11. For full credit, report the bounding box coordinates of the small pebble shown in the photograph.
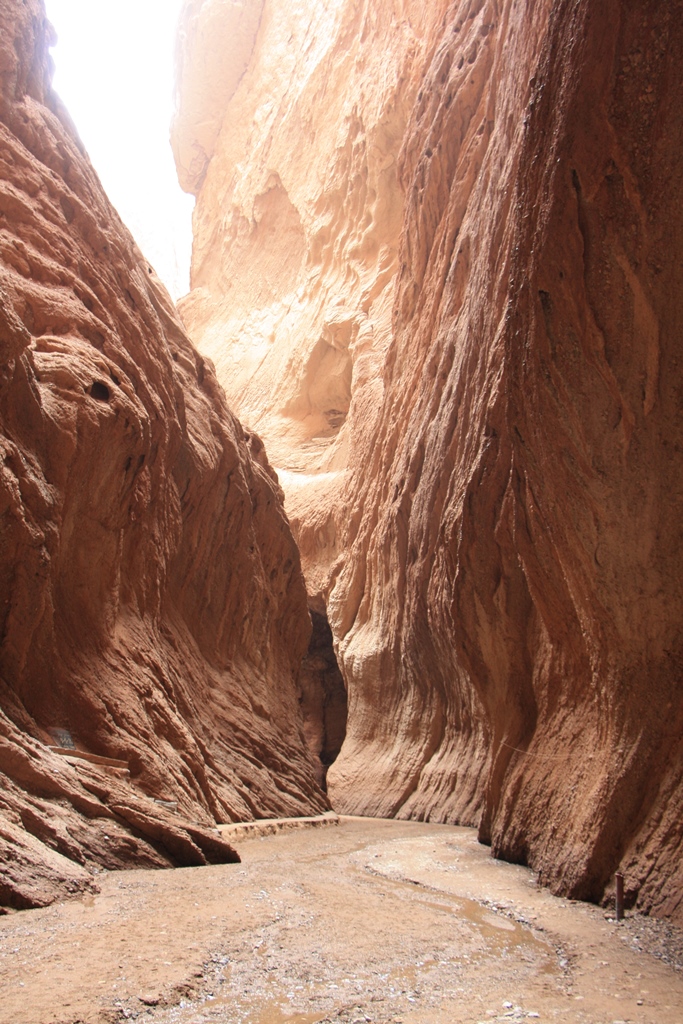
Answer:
[139,993,160,1006]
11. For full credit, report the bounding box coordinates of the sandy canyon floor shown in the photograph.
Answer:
[1,818,682,1024]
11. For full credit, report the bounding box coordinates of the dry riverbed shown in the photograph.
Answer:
[1,817,681,1024]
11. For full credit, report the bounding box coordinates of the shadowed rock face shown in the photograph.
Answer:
[175,0,683,922]
[0,0,326,911]
[298,610,347,789]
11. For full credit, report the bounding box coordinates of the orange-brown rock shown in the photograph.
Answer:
[0,0,326,911]
[175,0,683,922]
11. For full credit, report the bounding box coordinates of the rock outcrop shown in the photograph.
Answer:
[175,0,683,922]
[0,0,326,911]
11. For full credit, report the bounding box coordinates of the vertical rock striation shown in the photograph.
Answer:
[0,0,325,911]
[329,0,683,922]
[173,0,453,607]
[175,0,683,920]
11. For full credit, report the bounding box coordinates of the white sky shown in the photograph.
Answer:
[44,0,193,300]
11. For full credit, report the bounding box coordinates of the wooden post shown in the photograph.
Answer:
[615,872,624,921]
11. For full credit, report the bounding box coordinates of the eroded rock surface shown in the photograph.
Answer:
[0,0,326,911]
[175,0,683,921]
[173,0,453,607]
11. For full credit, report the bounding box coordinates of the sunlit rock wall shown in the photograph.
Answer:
[175,0,683,921]
[173,0,452,607]
[0,0,325,911]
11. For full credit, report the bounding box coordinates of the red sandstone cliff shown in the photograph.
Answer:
[0,0,325,911]
[175,0,683,921]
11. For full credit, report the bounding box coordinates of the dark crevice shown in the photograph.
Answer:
[298,609,347,792]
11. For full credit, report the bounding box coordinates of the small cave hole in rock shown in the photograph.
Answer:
[299,609,348,792]
[90,380,111,402]
[324,408,347,431]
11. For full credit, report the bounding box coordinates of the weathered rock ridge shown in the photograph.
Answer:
[0,0,326,911]
[175,0,683,922]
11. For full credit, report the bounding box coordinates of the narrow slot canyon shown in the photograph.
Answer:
[299,610,348,792]
[1,0,683,1021]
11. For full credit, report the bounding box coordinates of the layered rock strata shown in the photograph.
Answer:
[0,0,325,911]
[175,0,683,921]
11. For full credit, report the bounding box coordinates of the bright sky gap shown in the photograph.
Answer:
[44,0,193,300]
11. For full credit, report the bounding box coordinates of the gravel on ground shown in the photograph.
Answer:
[1,817,681,1024]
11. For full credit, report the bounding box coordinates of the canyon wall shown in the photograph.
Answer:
[0,0,326,911]
[175,0,683,921]
[173,0,454,608]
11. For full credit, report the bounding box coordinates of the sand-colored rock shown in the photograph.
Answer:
[173,0,452,606]
[173,0,265,194]
[0,0,326,911]
[176,0,683,921]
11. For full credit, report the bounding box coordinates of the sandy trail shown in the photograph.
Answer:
[0,817,681,1024]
